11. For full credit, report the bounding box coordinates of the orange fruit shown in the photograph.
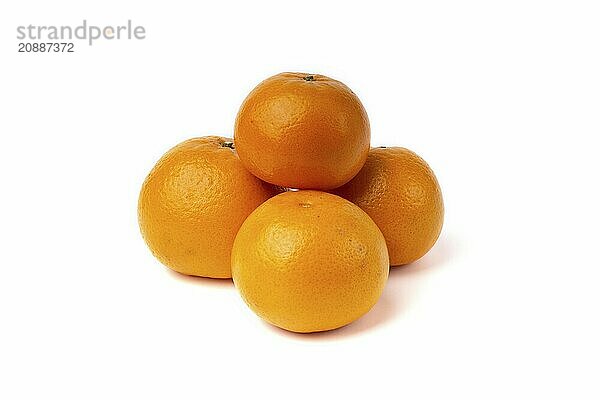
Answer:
[333,147,444,266]
[231,190,389,333]
[234,72,370,190]
[138,136,280,278]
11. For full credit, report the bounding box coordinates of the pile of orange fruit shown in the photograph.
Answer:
[138,72,444,333]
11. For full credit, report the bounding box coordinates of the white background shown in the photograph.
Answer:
[1,1,599,398]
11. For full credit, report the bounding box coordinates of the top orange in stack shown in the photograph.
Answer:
[138,72,444,333]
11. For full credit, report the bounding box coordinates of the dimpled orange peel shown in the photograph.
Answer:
[334,147,444,266]
[138,136,280,278]
[234,72,370,190]
[231,190,389,333]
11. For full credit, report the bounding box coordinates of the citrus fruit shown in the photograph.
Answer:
[138,136,280,278]
[231,190,389,333]
[234,72,370,190]
[333,147,444,266]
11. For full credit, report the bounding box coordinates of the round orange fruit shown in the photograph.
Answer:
[138,136,280,278]
[234,72,370,190]
[231,190,389,333]
[334,147,444,266]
